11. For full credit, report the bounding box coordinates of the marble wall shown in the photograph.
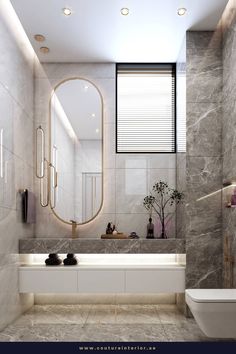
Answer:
[221,0,236,288]
[176,38,187,312]
[176,37,186,240]
[34,64,177,239]
[0,0,34,330]
[185,31,223,289]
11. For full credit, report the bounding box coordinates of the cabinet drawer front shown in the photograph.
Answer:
[19,270,77,293]
[77,270,125,293]
[126,270,185,293]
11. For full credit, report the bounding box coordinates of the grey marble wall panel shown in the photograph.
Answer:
[176,38,186,241]
[222,148,236,181]
[186,31,223,289]
[186,231,222,288]
[222,0,236,288]
[186,31,222,104]
[186,157,222,198]
[187,103,222,157]
[19,238,186,254]
[222,98,236,157]
[139,239,185,254]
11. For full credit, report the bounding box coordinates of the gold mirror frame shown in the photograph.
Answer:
[49,77,104,226]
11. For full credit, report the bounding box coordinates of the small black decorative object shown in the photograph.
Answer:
[129,231,139,239]
[106,222,113,234]
[63,254,78,266]
[146,217,154,239]
[45,253,62,266]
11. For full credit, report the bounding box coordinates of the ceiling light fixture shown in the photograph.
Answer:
[91,113,96,118]
[40,46,50,54]
[96,128,99,133]
[177,8,187,16]
[34,34,45,42]
[62,8,72,16]
[121,8,129,16]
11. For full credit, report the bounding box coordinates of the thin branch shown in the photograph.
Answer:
[150,205,162,218]
[165,214,174,225]
[163,196,172,208]
[153,199,162,211]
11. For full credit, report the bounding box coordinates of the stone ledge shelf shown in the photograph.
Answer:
[19,238,185,254]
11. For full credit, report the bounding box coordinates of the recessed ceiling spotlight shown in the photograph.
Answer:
[177,8,187,16]
[96,128,99,134]
[121,8,129,16]
[40,46,50,54]
[84,85,89,91]
[34,34,45,42]
[62,7,72,16]
[91,113,96,118]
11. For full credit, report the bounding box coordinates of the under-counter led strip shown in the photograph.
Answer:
[31,253,186,266]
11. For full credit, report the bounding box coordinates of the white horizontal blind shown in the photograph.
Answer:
[117,64,175,153]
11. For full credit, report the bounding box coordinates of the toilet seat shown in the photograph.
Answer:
[186,289,236,303]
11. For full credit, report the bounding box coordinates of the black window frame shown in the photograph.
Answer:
[115,63,177,154]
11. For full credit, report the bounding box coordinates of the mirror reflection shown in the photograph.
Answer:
[50,79,103,224]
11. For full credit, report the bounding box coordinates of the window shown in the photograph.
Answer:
[116,64,176,153]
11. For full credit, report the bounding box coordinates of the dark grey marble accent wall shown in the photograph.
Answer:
[221,0,236,288]
[176,37,186,240]
[176,38,187,313]
[186,31,223,289]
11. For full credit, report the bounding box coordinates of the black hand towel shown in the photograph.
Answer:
[21,189,36,224]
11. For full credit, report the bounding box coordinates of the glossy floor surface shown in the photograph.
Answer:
[0,304,222,342]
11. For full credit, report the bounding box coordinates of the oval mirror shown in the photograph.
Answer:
[49,78,103,225]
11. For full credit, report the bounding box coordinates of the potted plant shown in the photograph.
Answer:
[143,181,184,239]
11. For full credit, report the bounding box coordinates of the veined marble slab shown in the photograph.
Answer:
[19,238,185,254]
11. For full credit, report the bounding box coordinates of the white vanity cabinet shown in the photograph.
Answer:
[125,269,185,293]
[77,269,125,293]
[19,268,78,293]
[19,265,185,294]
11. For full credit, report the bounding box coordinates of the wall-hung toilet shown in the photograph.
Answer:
[185,289,236,338]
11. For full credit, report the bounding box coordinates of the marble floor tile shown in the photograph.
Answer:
[86,304,117,324]
[83,324,167,342]
[0,324,86,342]
[0,324,166,342]
[116,305,160,324]
[13,304,91,325]
[157,304,188,325]
[0,304,227,342]
[162,323,214,342]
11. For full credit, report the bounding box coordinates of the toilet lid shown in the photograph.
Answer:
[186,289,236,303]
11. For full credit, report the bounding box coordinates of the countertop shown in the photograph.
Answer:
[19,238,185,254]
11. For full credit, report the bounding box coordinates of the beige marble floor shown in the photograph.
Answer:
[0,304,224,342]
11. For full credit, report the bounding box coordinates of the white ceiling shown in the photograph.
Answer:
[10,0,228,62]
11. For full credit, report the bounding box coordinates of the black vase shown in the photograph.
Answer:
[63,254,78,266]
[45,253,62,266]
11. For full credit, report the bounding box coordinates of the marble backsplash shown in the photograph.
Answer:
[185,31,223,289]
